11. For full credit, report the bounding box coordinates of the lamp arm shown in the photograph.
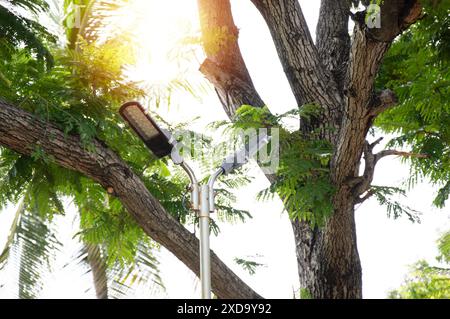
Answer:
[179,160,200,211]
[220,134,271,175]
[207,168,224,212]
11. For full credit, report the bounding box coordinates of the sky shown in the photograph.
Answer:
[0,0,449,299]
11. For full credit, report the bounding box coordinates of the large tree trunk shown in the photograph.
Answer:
[292,189,361,298]
[197,0,423,298]
[0,99,261,299]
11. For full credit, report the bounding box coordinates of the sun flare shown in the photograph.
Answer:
[110,0,200,86]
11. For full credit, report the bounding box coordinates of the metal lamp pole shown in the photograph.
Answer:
[119,101,269,299]
[173,151,223,299]
[173,136,269,299]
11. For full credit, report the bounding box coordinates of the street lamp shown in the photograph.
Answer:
[119,101,269,299]
[119,102,173,158]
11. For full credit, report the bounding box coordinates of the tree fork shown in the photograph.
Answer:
[197,0,424,299]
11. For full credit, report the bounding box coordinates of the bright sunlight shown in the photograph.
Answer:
[110,0,200,86]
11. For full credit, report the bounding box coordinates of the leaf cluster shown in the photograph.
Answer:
[376,1,450,208]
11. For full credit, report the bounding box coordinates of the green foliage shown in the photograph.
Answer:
[234,257,264,276]
[0,152,34,208]
[0,0,249,297]
[110,240,164,293]
[437,231,450,264]
[10,0,50,13]
[75,183,142,266]
[213,173,253,228]
[276,131,334,226]
[228,105,335,227]
[233,105,278,129]
[232,104,323,131]
[75,240,164,299]
[16,208,61,298]
[299,288,313,299]
[369,186,421,223]
[376,1,450,208]
[63,0,132,49]
[389,231,450,299]
[0,0,165,297]
[0,0,55,66]
[0,198,61,299]
[389,261,450,299]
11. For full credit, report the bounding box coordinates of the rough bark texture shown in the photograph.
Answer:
[250,0,343,138]
[0,99,261,299]
[250,0,342,108]
[316,0,351,92]
[198,0,423,298]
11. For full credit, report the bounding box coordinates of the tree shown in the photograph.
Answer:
[389,231,450,299]
[1,0,448,299]
[196,0,449,298]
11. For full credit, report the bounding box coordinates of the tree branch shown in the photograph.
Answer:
[0,99,261,299]
[354,140,378,196]
[316,0,352,91]
[250,0,342,116]
[369,89,398,116]
[365,0,424,43]
[197,0,264,117]
[197,2,334,295]
[376,150,429,161]
[355,189,376,204]
[332,1,423,185]
[347,0,423,107]
[353,138,428,197]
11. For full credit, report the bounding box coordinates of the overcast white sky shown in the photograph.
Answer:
[0,0,449,299]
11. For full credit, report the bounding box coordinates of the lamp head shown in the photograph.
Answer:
[119,101,173,158]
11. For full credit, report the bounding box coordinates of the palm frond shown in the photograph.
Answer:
[0,171,62,299]
[0,198,25,270]
[16,207,61,298]
[108,240,164,299]
[0,203,61,298]
[63,0,129,48]
[75,240,164,299]
[9,0,49,13]
[0,2,55,66]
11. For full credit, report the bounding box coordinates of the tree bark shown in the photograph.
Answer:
[250,0,343,138]
[0,99,261,299]
[197,0,423,298]
[316,0,351,92]
[292,188,362,298]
